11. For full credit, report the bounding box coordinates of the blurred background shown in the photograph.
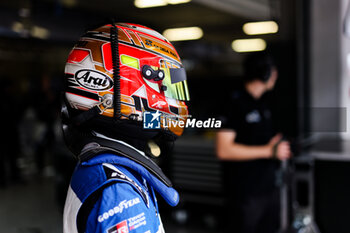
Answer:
[0,0,349,232]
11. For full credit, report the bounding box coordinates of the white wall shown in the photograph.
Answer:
[310,0,349,140]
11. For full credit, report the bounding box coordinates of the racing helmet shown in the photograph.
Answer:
[63,23,190,145]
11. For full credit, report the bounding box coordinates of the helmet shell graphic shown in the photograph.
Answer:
[64,23,189,136]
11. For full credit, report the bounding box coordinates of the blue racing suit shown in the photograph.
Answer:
[63,153,179,233]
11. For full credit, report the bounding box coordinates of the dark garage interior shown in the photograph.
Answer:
[0,0,350,232]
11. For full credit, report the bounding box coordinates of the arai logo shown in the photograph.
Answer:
[75,69,113,91]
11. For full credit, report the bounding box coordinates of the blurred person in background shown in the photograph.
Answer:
[62,23,190,232]
[216,52,292,233]
[0,77,23,187]
[30,73,61,176]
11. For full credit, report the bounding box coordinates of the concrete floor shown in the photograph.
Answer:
[0,179,62,233]
[0,178,215,233]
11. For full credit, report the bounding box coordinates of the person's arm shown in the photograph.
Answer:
[85,182,153,233]
[216,130,291,161]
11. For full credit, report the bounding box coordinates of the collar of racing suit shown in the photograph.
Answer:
[79,134,179,207]
[81,151,179,207]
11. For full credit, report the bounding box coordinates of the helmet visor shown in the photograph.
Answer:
[162,67,190,101]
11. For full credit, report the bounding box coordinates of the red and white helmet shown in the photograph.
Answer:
[64,23,189,139]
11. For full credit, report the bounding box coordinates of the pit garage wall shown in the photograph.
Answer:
[308,3,350,233]
[341,0,350,140]
[310,0,350,139]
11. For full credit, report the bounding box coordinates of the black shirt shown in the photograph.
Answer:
[222,88,279,197]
